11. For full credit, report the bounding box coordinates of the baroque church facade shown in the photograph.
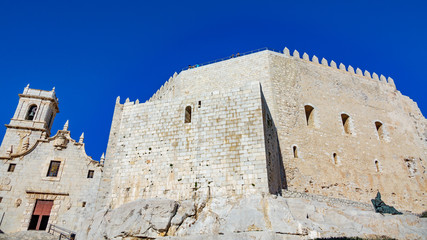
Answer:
[0,48,425,236]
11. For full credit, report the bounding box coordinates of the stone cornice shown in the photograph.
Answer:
[26,190,69,196]
[5,124,47,132]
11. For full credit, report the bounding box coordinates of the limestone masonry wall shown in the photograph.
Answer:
[104,81,272,208]
[0,130,102,233]
[126,49,426,212]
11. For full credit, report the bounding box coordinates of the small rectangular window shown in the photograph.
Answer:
[8,164,16,172]
[0,197,3,203]
[82,201,86,207]
[198,101,201,108]
[87,170,94,178]
[47,161,61,177]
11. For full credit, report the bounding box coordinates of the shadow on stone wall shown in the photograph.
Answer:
[261,90,288,194]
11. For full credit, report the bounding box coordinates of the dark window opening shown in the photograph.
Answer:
[304,105,314,126]
[341,114,352,134]
[82,202,86,207]
[333,153,338,165]
[39,216,50,230]
[47,113,53,128]
[185,106,192,123]
[375,160,380,172]
[293,146,298,158]
[26,105,38,121]
[8,164,16,172]
[28,215,39,230]
[198,101,201,108]
[375,121,384,139]
[0,197,3,203]
[87,170,94,178]
[46,161,61,177]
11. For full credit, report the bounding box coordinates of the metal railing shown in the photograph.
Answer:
[47,224,76,240]
[181,47,282,71]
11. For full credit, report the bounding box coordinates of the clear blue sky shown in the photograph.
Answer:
[0,1,426,160]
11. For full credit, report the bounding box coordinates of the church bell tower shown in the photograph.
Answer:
[0,85,59,157]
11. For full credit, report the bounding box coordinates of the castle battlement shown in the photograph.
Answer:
[103,46,426,213]
[146,47,399,105]
[283,47,396,89]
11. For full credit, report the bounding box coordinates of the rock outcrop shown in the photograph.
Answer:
[81,193,427,240]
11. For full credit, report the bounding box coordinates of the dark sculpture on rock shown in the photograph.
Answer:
[371,192,402,215]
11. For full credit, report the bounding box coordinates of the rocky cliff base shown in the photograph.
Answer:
[82,193,426,240]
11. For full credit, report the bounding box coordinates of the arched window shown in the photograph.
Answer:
[185,106,192,123]
[375,121,384,139]
[304,105,315,126]
[26,105,38,121]
[292,146,298,158]
[341,113,352,134]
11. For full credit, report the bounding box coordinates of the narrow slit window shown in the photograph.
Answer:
[375,160,380,172]
[293,146,298,158]
[341,114,352,134]
[7,164,16,172]
[304,105,314,126]
[198,101,201,108]
[185,106,192,123]
[26,105,38,121]
[47,113,53,128]
[375,121,384,139]
[333,153,338,165]
[87,170,94,178]
[46,161,61,177]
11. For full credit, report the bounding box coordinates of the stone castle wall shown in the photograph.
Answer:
[268,52,426,212]
[122,49,426,212]
[103,82,277,209]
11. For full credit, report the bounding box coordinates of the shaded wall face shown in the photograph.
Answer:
[0,136,102,233]
[268,54,427,212]
[107,82,269,208]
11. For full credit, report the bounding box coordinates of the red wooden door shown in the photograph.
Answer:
[28,200,53,230]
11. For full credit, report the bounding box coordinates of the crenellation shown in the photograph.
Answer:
[302,52,309,60]
[293,49,300,59]
[364,70,371,78]
[321,57,328,66]
[278,47,398,88]
[372,72,379,80]
[312,55,319,64]
[283,47,290,56]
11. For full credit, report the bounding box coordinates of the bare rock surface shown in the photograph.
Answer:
[84,194,427,240]
[86,198,178,239]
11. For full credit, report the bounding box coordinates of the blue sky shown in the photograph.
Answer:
[0,1,426,160]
